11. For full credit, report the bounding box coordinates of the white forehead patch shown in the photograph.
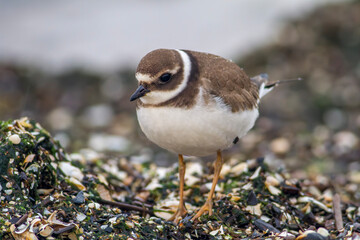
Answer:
[140,49,192,105]
[135,72,152,83]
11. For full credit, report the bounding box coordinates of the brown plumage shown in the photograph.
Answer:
[185,50,259,112]
[136,49,259,112]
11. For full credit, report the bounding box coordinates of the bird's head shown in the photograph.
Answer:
[130,49,191,105]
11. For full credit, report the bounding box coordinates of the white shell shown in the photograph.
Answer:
[9,134,21,144]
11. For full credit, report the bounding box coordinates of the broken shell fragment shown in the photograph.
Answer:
[39,224,54,237]
[250,167,262,180]
[59,162,84,181]
[230,162,248,175]
[267,185,282,196]
[29,218,42,232]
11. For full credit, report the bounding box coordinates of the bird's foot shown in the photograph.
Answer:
[169,204,187,224]
[191,199,213,221]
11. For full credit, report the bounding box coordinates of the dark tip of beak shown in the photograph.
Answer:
[130,85,150,101]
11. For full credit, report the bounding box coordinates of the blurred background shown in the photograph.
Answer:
[0,0,359,175]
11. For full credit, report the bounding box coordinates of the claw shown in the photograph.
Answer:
[191,199,213,221]
[169,203,187,224]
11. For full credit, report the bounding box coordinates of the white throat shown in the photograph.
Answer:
[139,49,192,105]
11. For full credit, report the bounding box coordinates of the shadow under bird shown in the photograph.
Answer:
[130,48,301,223]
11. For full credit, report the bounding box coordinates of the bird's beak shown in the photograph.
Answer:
[130,85,150,101]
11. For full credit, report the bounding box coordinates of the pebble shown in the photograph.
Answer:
[333,131,359,152]
[73,191,85,204]
[316,227,329,237]
[323,108,346,130]
[46,107,73,131]
[254,219,280,233]
[81,104,114,128]
[4,189,12,195]
[247,191,258,206]
[270,137,290,154]
[88,134,130,152]
[265,175,280,187]
[349,171,360,184]
[8,134,21,144]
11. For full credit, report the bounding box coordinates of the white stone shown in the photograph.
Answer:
[9,134,21,144]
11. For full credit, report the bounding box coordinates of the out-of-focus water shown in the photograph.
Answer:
[0,0,342,72]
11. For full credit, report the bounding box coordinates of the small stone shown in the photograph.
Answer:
[247,191,258,206]
[333,131,358,150]
[81,104,114,128]
[317,227,329,237]
[281,183,300,195]
[254,219,280,233]
[9,134,21,144]
[4,189,12,195]
[88,134,130,152]
[265,175,280,187]
[46,107,74,131]
[349,171,360,184]
[73,191,85,204]
[270,137,290,154]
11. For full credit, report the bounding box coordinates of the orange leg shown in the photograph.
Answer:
[169,154,187,224]
[192,150,223,221]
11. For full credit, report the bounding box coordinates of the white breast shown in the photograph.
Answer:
[136,102,259,157]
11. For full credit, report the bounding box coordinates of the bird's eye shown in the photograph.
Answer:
[159,73,172,83]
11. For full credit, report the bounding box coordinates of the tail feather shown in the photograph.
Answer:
[251,73,302,99]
